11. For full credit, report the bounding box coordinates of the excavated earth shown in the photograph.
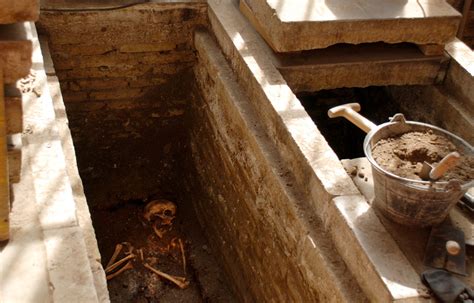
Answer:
[372,130,474,181]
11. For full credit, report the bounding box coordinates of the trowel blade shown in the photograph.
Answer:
[423,221,467,276]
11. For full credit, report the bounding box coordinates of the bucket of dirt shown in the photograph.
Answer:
[329,103,474,227]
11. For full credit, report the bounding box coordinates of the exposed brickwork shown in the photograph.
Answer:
[37,3,207,108]
[190,31,367,302]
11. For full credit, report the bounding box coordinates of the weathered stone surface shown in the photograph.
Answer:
[241,0,461,52]
[0,23,33,83]
[192,30,366,302]
[0,167,51,303]
[41,36,109,302]
[277,42,449,92]
[51,50,195,70]
[43,227,99,303]
[119,42,177,53]
[0,0,39,24]
[327,194,429,302]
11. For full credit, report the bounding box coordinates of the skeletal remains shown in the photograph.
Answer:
[104,200,188,289]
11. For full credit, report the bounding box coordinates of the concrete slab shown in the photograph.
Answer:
[277,42,449,92]
[241,0,461,52]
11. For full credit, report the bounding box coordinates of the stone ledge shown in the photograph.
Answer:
[40,35,109,303]
[0,22,101,303]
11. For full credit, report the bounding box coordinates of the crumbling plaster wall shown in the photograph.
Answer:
[36,3,208,207]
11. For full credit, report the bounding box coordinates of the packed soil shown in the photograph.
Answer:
[371,130,474,182]
[94,197,234,303]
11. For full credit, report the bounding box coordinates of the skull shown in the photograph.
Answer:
[144,199,177,225]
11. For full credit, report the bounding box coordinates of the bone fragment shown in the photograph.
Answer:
[179,238,186,275]
[105,254,135,274]
[144,263,189,289]
[106,243,123,268]
[106,261,133,280]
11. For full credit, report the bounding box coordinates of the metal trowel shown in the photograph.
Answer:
[420,152,461,181]
[424,220,467,276]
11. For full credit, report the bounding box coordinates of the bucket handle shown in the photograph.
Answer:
[327,103,377,133]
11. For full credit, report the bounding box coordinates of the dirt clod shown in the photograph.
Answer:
[372,131,473,182]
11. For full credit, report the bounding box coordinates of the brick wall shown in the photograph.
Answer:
[37,3,207,109]
[36,3,208,208]
[189,31,366,302]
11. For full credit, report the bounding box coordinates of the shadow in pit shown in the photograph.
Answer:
[298,86,401,159]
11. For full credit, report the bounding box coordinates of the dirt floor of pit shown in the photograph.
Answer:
[67,104,236,303]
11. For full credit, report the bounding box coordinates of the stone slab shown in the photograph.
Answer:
[241,0,461,52]
[0,160,51,303]
[43,226,99,303]
[327,195,429,302]
[0,0,39,24]
[22,22,100,302]
[0,23,33,83]
[276,42,449,92]
[40,36,110,302]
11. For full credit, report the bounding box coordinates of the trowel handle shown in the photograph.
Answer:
[430,152,461,180]
[327,103,377,133]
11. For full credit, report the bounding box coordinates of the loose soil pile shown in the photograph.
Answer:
[371,130,474,182]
